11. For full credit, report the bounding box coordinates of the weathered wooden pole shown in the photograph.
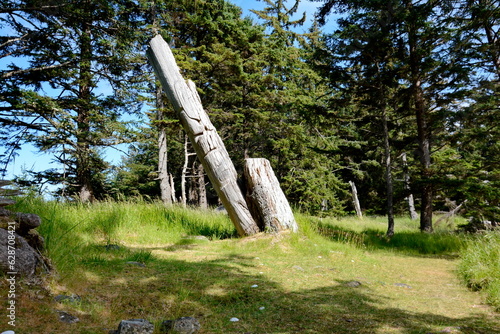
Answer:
[244,158,298,233]
[147,35,259,236]
[349,181,363,219]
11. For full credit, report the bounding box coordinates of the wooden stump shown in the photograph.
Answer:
[244,158,298,233]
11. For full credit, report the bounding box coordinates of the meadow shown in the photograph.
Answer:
[2,197,499,333]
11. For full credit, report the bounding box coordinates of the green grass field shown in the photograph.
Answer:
[2,197,499,333]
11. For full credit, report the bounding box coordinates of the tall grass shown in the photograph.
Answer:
[11,196,235,276]
[458,232,500,311]
[295,214,465,256]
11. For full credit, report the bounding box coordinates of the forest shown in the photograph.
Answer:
[1,0,499,234]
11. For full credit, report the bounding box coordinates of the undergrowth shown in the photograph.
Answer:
[458,232,500,311]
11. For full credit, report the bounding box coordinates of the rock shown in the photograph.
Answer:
[105,244,121,251]
[24,229,45,251]
[161,317,200,334]
[345,280,362,288]
[0,198,15,207]
[116,319,154,334]
[0,208,42,235]
[394,283,412,289]
[0,228,44,277]
[292,265,305,271]
[56,310,79,324]
[15,212,41,234]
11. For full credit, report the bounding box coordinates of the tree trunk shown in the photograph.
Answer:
[401,152,418,220]
[76,22,94,203]
[407,2,433,232]
[181,136,194,207]
[169,173,176,203]
[349,181,363,219]
[197,162,208,209]
[157,84,173,205]
[414,82,433,232]
[147,35,259,236]
[382,109,395,236]
[244,158,297,232]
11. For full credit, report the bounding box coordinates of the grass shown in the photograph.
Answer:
[458,232,500,311]
[1,197,499,333]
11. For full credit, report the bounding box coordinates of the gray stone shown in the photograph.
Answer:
[394,283,412,289]
[0,208,42,236]
[0,198,15,207]
[116,319,154,334]
[0,228,43,277]
[15,212,41,234]
[24,229,45,251]
[345,280,362,287]
[56,311,79,324]
[161,317,201,334]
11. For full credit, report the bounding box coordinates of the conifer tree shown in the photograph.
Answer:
[0,0,144,201]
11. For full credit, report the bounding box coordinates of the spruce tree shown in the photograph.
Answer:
[0,0,144,201]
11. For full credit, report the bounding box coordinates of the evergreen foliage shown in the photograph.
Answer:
[0,0,498,226]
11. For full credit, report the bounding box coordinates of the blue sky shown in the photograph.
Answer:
[2,0,331,190]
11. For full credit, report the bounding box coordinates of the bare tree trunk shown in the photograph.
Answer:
[181,136,194,207]
[382,109,395,236]
[401,152,418,220]
[147,35,259,236]
[349,181,363,219]
[197,162,207,209]
[169,173,176,203]
[157,85,173,205]
[244,158,297,232]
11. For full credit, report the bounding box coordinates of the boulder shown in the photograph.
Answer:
[15,212,41,234]
[0,228,44,277]
[56,310,79,324]
[114,319,154,334]
[161,317,200,334]
[0,208,42,236]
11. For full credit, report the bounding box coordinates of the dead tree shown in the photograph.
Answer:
[349,181,363,219]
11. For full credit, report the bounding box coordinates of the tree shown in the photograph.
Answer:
[445,0,500,226]
[0,0,144,201]
[315,0,471,231]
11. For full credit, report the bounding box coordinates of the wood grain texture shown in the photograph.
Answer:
[147,35,259,236]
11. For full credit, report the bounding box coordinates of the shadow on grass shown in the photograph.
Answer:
[314,221,465,257]
[16,243,500,334]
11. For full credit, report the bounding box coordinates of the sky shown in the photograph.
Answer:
[2,0,331,192]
